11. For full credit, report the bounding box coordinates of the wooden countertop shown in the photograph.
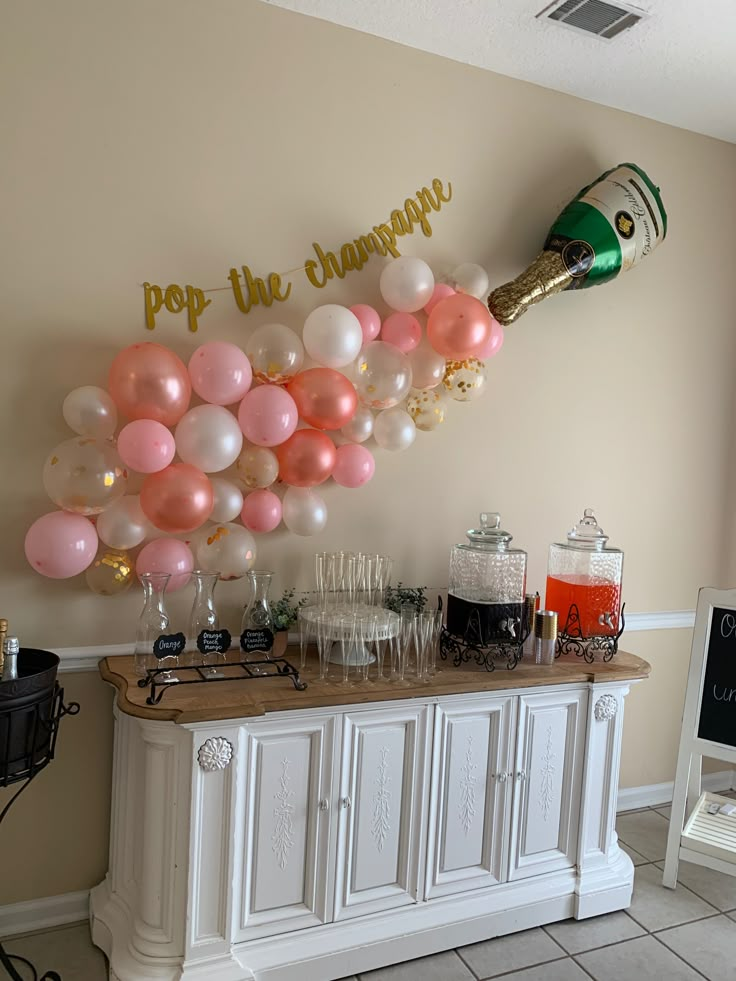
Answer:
[99,649,651,725]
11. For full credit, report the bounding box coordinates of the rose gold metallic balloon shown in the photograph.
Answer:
[108,342,191,427]
[140,463,213,534]
[287,368,358,431]
[426,294,492,360]
[276,430,336,487]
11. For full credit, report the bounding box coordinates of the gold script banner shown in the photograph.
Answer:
[143,178,452,332]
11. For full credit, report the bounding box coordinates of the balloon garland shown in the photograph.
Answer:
[24,160,668,596]
[25,258,499,594]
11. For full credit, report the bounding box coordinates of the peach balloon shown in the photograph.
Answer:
[426,294,492,360]
[287,368,358,431]
[140,463,213,534]
[424,283,455,315]
[276,430,336,487]
[108,342,191,427]
[474,316,504,359]
[332,444,375,489]
[241,489,282,533]
[380,313,422,353]
[136,538,194,592]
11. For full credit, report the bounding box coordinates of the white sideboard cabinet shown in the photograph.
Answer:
[91,652,649,981]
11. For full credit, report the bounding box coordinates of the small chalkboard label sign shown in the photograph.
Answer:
[697,606,736,747]
[153,632,186,660]
[240,628,274,654]
[197,629,232,656]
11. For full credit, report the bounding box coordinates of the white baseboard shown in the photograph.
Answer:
[617,769,736,812]
[0,889,89,939]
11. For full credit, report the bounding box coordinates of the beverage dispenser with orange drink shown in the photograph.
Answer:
[545,509,624,661]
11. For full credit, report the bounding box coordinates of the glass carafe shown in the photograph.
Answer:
[134,572,172,679]
[241,570,275,671]
[447,512,527,645]
[545,508,623,638]
[188,570,221,677]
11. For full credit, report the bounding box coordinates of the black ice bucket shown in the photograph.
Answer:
[0,649,63,787]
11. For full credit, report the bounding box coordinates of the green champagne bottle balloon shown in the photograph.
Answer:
[488,163,668,326]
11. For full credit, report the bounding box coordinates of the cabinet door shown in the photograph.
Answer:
[426,695,516,899]
[334,704,430,920]
[237,714,338,940]
[508,689,587,880]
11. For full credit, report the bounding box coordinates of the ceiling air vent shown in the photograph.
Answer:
[537,0,646,39]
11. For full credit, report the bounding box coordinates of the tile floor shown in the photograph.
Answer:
[4,801,736,980]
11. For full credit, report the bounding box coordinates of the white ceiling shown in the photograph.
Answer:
[263,0,736,143]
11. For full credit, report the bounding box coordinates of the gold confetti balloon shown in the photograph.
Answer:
[85,547,134,596]
[406,388,448,432]
[42,436,128,515]
[442,358,488,402]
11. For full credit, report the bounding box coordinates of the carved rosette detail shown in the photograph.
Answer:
[458,734,478,835]
[197,737,233,772]
[371,746,392,852]
[272,757,296,870]
[539,725,556,821]
[594,694,618,722]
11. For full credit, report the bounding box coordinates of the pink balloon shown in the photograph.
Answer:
[108,343,191,427]
[427,294,492,360]
[25,511,98,579]
[424,283,456,315]
[380,313,422,353]
[136,538,194,592]
[238,385,298,447]
[241,489,282,533]
[117,419,175,473]
[474,316,504,359]
[349,304,381,345]
[188,341,253,405]
[332,444,375,489]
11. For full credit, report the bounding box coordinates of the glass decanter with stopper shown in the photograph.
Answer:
[545,508,623,641]
[134,572,174,680]
[447,512,527,645]
[240,570,275,672]
[188,570,222,677]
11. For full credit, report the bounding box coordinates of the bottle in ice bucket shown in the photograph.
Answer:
[447,512,527,645]
[545,509,623,642]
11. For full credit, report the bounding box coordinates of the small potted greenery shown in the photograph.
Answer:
[383,582,428,614]
[271,588,308,655]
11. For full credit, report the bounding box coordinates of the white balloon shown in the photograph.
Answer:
[97,495,151,550]
[191,522,257,580]
[379,257,435,313]
[303,305,363,368]
[209,477,244,523]
[62,386,117,438]
[373,407,416,452]
[451,262,489,300]
[341,406,374,443]
[175,405,243,473]
[282,487,328,536]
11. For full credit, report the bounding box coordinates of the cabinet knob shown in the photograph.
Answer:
[496,771,508,783]
[516,770,526,781]
[340,796,351,809]
[319,798,329,811]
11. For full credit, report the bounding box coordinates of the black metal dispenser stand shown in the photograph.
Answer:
[0,667,80,981]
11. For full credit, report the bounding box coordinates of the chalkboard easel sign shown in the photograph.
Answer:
[663,587,736,889]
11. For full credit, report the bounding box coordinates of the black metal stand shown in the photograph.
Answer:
[137,654,307,705]
[0,685,80,980]
[556,603,626,663]
[439,603,531,673]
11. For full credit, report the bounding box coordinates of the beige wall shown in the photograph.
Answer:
[2,0,735,903]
